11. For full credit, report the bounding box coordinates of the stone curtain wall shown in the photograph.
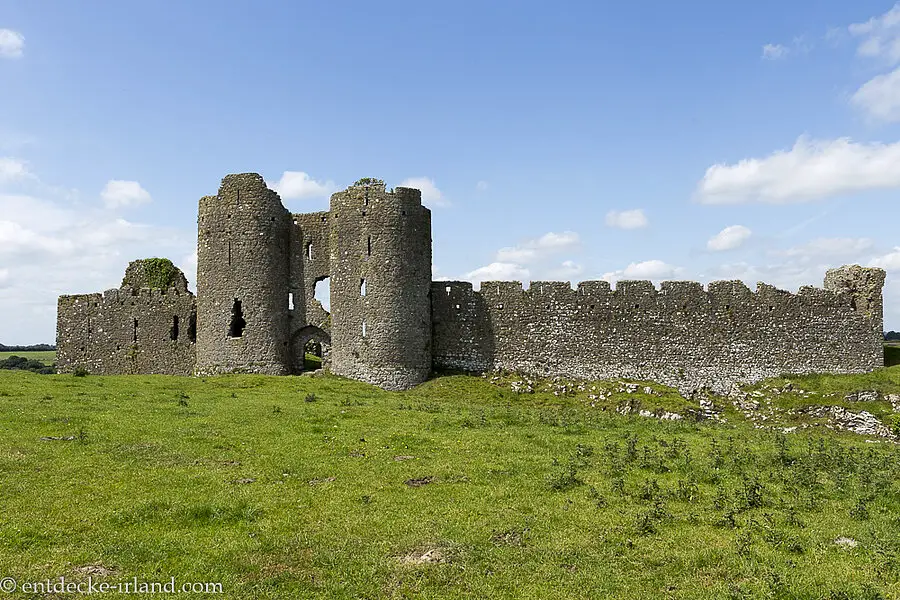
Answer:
[328,181,433,390]
[293,212,331,334]
[432,268,885,394]
[56,287,196,375]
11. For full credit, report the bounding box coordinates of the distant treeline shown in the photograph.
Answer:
[0,343,55,352]
[887,332,900,342]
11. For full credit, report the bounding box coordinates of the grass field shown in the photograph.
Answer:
[1,368,900,599]
[0,350,56,365]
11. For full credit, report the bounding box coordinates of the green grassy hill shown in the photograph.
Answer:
[0,368,899,599]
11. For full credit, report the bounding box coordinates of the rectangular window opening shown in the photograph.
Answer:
[288,292,294,310]
[170,315,179,341]
[227,241,232,266]
[362,321,367,338]
[446,286,451,296]
[306,242,313,260]
[188,312,197,343]
[133,319,138,343]
[367,236,372,256]
[360,278,366,296]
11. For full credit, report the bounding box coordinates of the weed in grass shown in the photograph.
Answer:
[304,393,317,403]
[637,478,662,502]
[546,460,583,492]
[586,485,608,508]
[675,479,700,503]
[734,529,753,557]
[634,500,671,536]
[272,405,282,414]
[73,366,88,377]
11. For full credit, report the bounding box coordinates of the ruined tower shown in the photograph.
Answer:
[327,179,433,390]
[195,173,293,375]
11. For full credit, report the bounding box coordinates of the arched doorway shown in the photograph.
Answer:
[291,325,331,374]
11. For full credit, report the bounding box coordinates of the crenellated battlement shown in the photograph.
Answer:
[431,269,885,394]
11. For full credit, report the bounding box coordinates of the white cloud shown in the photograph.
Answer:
[0,188,193,343]
[269,171,335,200]
[869,246,900,271]
[762,43,788,60]
[774,237,875,262]
[851,66,900,122]
[465,262,530,287]
[0,157,32,182]
[605,209,648,230]
[0,29,24,59]
[695,136,900,204]
[476,180,489,192]
[849,4,900,64]
[707,225,752,252]
[178,249,198,292]
[0,268,9,288]
[496,231,580,264]
[399,177,449,208]
[550,260,584,279]
[101,180,152,209]
[602,260,683,284]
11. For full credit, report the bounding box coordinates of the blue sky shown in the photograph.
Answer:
[1,0,899,344]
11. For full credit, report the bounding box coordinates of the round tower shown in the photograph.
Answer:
[328,179,432,390]
[195,173,292,375]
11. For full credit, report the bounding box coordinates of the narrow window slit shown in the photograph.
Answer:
[288,292,294,310]
[133,319,138,343]
[229,299,246,338]
[362,321,367,338]
[360,278,367,296]
[170,315,179,341]
[188,312,197,342]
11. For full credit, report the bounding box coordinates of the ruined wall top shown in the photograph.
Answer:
[121,258,190,294]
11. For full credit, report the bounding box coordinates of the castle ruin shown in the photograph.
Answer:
[56,173,888,394]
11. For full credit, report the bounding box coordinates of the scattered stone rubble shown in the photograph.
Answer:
[484,368,900,442]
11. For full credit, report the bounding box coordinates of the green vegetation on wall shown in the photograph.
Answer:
[353,177,384,187]
[121,258,182,290]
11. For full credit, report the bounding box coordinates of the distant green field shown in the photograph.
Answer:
[0,367,899,599]
[0,350,55,365]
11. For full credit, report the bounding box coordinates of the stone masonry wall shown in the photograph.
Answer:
[292,212,331,334]
[56,287,196,375]
[328,181,433,390]
[195,174,293,375]
[432,267,886,395]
